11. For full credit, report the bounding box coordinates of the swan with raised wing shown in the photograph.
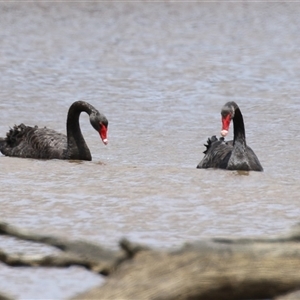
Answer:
[197,101,263,171]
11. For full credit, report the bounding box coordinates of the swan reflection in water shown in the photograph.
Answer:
[0,101,108,161]
[197,101,263,172]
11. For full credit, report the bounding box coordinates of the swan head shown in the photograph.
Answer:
[90,112,108,145]
[220,102,237,137]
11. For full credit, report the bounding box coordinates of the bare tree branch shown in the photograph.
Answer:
[1,220,300,300]
[0,291,14,300]
[0,221,129,275]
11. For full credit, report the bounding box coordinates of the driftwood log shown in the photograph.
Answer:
[1,221,300,300]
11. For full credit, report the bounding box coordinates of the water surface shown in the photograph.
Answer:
[0,2,300,299]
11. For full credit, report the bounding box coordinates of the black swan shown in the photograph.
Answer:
[0,101,108,161]
[197,101,263,171]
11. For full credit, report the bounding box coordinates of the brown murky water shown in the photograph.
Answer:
[1,2,300,299]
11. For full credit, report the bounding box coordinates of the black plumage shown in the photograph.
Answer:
[197,102,263,171]
[0,101,108,161]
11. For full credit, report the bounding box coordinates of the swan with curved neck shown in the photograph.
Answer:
[197,101,263,171]
[0,101,108,161]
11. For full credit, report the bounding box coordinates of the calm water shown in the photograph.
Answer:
[1,2,300,299]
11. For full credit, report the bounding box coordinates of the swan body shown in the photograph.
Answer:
[197,102,263,171]
[0,101,108,161]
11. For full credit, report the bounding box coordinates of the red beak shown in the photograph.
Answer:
[99,123,108,145]
[221,114,231,137]
[222,114,231,132]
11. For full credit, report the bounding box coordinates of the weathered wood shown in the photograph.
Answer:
[73,223,300,299]
[1,221,300,300]
[0,292,14,300]
[0,249,104,272]
[0,221,125,275]
[73,240,300,300]
[276,290,300,300]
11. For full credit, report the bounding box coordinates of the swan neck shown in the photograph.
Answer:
[233,107,246,146]
[66,101,93,160]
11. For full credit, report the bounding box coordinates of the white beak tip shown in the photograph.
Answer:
[220,130,228,137]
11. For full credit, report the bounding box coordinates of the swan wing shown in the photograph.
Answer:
[246,146,264,171]
[197,136,232,169]
[0,124,67,159]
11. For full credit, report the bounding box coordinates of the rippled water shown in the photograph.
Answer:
[1,2,300,299]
